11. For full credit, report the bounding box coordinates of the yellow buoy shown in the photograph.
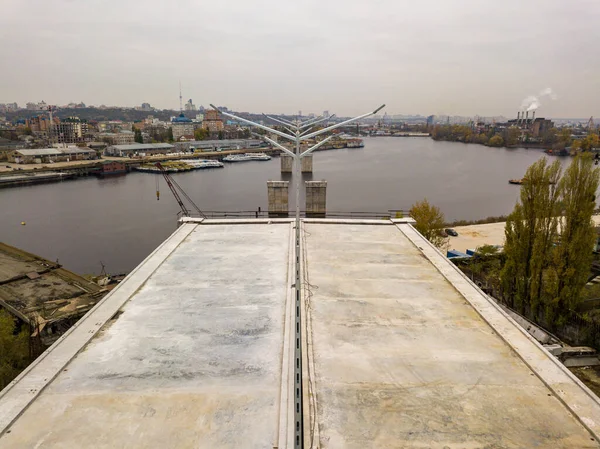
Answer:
[21,221,26,226]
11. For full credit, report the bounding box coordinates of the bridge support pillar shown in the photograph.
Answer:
[267,180,289,217]
[305,180,326,217]
[301,155,313,173]
[280,155,293,173]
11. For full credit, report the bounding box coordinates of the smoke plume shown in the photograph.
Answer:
[520,88,558,112]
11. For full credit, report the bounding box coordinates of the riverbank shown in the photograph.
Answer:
[448,215,600,253]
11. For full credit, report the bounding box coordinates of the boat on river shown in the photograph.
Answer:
[180,159,224,169]
[223,153,271,162]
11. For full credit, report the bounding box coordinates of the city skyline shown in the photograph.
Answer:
[2,0,599,118]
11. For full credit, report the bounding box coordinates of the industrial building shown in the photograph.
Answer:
[104,143,175,157]
[8,147,97,164]
[2,218,600,448]
[174,138,264,152]
[507,111,554,138]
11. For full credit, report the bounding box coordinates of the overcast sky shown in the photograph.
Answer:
[1,0,599,118]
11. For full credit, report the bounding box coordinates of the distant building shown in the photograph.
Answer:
[26,116,56,135]
[184,99,196,111]
[99,160,127,176]
[140,103,153,111]
[171,113,195,140]
[0,103,19,113]
[174,139,263,152]
[202,110,224,133]
[98,121,119,132]
[506,114,554,138]
[97,131,135,146]
[8,148,97,164]
[530,118,554,137]
[105,143,175,157]
[54,117,89,144]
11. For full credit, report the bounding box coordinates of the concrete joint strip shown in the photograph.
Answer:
[276,222,296,448]
[300,221,321,448]
[302,218,392,225]
[0,223,197,437]
[201,218,294,225]
[396,223,600,441]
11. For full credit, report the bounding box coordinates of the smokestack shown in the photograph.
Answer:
[525,111,529,124]
[517,111,520,122]
[532,110,535,122]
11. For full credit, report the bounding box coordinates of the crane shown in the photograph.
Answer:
[155,162,206,218]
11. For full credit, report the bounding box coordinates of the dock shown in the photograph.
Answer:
[0,172,75,188]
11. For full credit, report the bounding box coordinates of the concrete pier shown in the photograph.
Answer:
[301,155,313,173]
[267,180,289,217]
[280,155,293,173]
[305,180,326,217]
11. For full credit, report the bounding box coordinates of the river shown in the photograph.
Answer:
[0,137,572,275]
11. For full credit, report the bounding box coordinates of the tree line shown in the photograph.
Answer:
[502,155,599,327]
[410,153,600,330]
[431,124,598,151]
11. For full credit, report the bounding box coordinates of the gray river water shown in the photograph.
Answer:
[0,137,571,274]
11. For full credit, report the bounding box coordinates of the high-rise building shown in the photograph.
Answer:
[54,117,89,144]
[26,116,57,135]
[184,99,196,111]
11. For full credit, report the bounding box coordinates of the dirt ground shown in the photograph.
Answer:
[448,215,600,254]
[570,366,600,398]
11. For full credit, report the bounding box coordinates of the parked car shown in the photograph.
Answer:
[445,228,458,237]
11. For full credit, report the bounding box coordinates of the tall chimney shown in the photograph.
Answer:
[517,111,520,122]
[525,111,529,124]
[532,110,536,122]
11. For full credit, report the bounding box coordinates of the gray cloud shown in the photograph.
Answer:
[1,0,599,117]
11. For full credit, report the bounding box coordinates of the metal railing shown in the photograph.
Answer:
[177,210,410,220]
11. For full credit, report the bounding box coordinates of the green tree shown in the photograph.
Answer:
[541,128,558,146]
[558,127,572,145]
[167,127,174,142]
[501,158,562,315]
[488,134,504,147]
[409,199,446,248]
[476,244,499,256]
[0,310,30,390]
[218,130,224,140]
[504,127,520,146]
[546,154,600,325]
[194,127,209,141]
[134,128,143,143]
